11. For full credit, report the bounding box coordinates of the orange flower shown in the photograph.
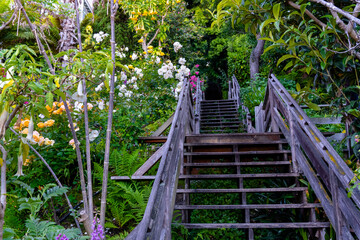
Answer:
[22,128,29,135]
[37,122,45,128]
[44,119,55,127]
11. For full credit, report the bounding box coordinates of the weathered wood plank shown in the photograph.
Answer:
[179,173,299,179]
[174,203,322,210]
[151,114,174,137]
[176,187,308,193]
[184,150,291,156]
[132,144,165,176]
[175,222,330,229]
[311,117,342,125]
[183,161,290,167]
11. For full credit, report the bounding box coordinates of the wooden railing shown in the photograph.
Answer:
[126,78,194,239]
[259,74,360,239]
[228,75,255,133]
[194,77,203,134]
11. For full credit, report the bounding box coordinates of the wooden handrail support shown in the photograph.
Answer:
[126,78,195,239]
[228,75,255,133]
[194,76,203,134]
[260,74,360,239]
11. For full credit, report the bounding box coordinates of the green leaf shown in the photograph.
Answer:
[307,102,321,111]
[263,44,278,54]
[260,19,276,34]
[34,104,50,118]
[273,3,281,20]
[46,92,53,108]
[54,89,66,100]
[348,109,360,118]
[300,4,307,18]
[283,61,293,71]
[320,61,326,70]
[106,62,113,75]
[296,83,301,92]
[28,82,44,94]
[277,54,297,66]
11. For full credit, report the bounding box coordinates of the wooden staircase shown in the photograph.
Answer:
[200,100,243,134]
[121,75,360,240]
[173,104,330,239]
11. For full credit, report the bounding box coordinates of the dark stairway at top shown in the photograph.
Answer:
[200,99,243,134]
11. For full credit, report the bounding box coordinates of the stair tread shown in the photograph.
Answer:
[184,150,291,156]
[201,121,242,125]
[183,161,290,167]
[184,140,288,146]
[173,222,330,229]
[177,187,308,193]
[174,203,322,209]
[179,173,299,179]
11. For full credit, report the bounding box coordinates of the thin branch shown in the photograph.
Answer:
[4,105,21,130]
[287,1,328,29]
[9,128,82,231]
[0,8,18,31]
[0,143,6,240]
[309,0,360,25]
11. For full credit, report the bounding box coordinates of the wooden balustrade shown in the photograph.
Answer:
[258,74,360,239]
[126,78,195,239]
[228,75,255,133]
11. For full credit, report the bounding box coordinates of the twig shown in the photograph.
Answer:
[0,8,18,31]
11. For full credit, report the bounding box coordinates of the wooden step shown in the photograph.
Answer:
[201,105,237,110]
[200,129,243,133]
[201,110,239,115]
[179,173,299,179]
[174,222,330,229]
[201,119,241,123]
[174,203,321,210]
[201,125,241,129]
[201,107,238,112]
[183,161,290,167]
[176,187,307,194]
[201,100,236,104]
[184,150,291,156]
[200,114,239,119]
[186,133,283,143]
[201,121,242,125]
[184,140,288,147]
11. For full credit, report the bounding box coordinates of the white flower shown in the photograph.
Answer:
[134,67,142,75]
[0,80,10,89]
[131,52,138,61]
[173,42,183,52]
[133,84,139,90]
[72,81,86,102]
[93,31,109,43]
[89,130,99,142]
[98,99,105,110]
[95,82,104,92]
[38,114,45,119]
[178,58,186,65]
[74,101,83,112]
[63,55,69,61]
[155,56,161,64]
[124,47,129,51]
[121,71,127,81]
[164,70,173,79]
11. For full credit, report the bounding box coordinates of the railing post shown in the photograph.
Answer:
[228,80,231,100]
[268,81,279,132]
[194,78,201,134]
[288,105,299,173]
[329,169,344,239]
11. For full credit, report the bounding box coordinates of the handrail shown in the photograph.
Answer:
[228,75,255,133]
[126,78,194,239]
[260,74,360,239]
[194,77,203,134]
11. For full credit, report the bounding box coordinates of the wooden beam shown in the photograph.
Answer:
[151,113,174,137]
[132,145,165,176]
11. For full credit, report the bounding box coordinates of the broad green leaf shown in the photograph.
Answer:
[273,3,281,20]
[300,4,307,18]
[348,109,360,118]
[283,61,293,71]
[296,83,301,92]
[320,61,326,70]
[263,44,278,54]
[54,89,66,100]
[1,80,14,94]
[260,19,276,34]
[46,92,54,108]
[28,82,44,94]
[307,102,321,111]
[277,54,297,66]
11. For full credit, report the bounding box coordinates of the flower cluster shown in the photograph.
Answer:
[15,118,55,147]
[355,135,359,143]
[158,62,175,79]
[173,42,182,52]
[91,218,105,240]
[175,65,190,81]
[56,234,69,240]
[93,31,109,43]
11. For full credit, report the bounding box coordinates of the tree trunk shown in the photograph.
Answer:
[0,144,7,240]
[100,1,118,227]
[249,35,265,80]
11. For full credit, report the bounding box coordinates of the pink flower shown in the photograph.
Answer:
[195,64,199,68]
[24,101,29,104]
[195,72,199,75]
